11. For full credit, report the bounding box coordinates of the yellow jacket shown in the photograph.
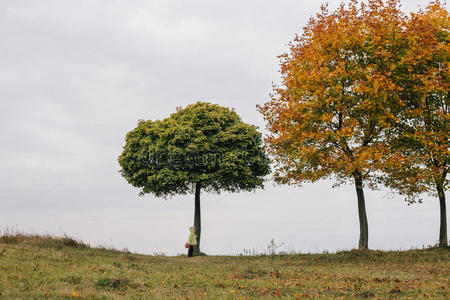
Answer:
[187,226,197,245]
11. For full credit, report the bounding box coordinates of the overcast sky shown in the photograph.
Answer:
[1,0,447,255]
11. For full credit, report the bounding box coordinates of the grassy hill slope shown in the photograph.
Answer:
[0,234,448,299]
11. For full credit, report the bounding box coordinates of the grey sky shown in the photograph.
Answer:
[0,0,447,255]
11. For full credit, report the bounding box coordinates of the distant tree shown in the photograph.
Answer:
[382,1,448,247]
[119,102,270,254]
[258,0,409,249]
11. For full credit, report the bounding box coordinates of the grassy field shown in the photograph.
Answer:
[0,234,448,299]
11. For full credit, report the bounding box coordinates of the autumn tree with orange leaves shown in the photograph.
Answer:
[382,1,448,248]
[259,0,412,249]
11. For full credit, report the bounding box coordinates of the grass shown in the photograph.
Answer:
[0,233,448,299]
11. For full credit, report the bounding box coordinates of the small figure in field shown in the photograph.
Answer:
[185,226,197,257]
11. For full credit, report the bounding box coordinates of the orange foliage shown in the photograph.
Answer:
[259,0,409,187]
[382,0,449,201]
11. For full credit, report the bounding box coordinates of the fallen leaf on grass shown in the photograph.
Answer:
[389,288,402,294]
[355,291,375,298]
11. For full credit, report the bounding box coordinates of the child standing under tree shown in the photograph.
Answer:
[185,226,197,257]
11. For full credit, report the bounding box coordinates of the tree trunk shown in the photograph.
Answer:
[354,172,369,249]
[193,182,201,254]
[436,183,447,248]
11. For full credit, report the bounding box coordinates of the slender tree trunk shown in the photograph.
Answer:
[436,183,447,248]
[193,182,201,254]
[354,172,369,249]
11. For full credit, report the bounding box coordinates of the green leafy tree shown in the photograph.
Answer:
[118,102,270,254]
